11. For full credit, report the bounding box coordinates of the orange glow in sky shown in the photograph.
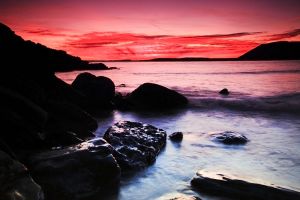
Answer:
[1,0,300,60]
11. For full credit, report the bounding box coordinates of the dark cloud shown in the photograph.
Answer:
[265,28,300,40]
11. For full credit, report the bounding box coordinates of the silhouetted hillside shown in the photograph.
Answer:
[239,41,300,60]
[0,22,108,74]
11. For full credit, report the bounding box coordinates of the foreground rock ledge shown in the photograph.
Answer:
[28,138,120,200]
[0,151,44,200]
[104,121,167,170]
[191,172,300,200]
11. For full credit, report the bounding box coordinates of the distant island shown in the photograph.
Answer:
[238,41,300,60]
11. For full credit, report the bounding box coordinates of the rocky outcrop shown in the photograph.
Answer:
[0,86,48,151]
[127,83,188,109]
[28,138,120,200]
[169,132,183,142]
[72,72,115,109]
[44,101,97,139]
[219,88,229,95]
[210,131,248,144]
[191,172,300,200]
[104,121,167,170]
[0,22,110,73]
[0,151,44,200]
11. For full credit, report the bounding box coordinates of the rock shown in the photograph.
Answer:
[113,92,133,110]
[127,83,188,109]
[45,101,97,140]
[191,172,300,200]
[86,63,109,70]
[117,83,126,87]
[210,131,248,144]
[0,151,44,200]
[169,132,183,142]
[28,138,120,200]
[43,131,84,147]
[0,86,48,151]
[219,88,229,95]
[71,72,115,109]
[103,121,167,170]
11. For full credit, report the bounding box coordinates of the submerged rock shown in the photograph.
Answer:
[219,88,229,95]
[104,121,167,170]
[169,132,183,142]
[210,131,248,144]
[0,151,44,200]
[127,83,188,109]
[71,72,115,109]
[28,138,120,200]
[191,172,300,200]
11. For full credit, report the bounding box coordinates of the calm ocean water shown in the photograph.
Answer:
[57,61,300,200]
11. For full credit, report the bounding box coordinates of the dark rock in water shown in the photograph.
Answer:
[117,83,126,87]
[219,88,229,95]
[28,138,120,200]
[108,67,119,70]
[169,132,183,142]
[128,83,188,109]
[45,101,97,140]
[0,151,44,200]
[191,172,300,200]
[72,72,115,109]
[103,121,167,170]
[86,63,109,70]
[210,131,248,144]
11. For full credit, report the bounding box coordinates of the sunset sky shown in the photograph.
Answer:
[1,0,300,60]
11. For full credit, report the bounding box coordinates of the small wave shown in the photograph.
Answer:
[207,69,300,75]
[133,69,300,76]
[188,93,300,114]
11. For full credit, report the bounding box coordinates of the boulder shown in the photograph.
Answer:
[169,132,183,142]
[127,83,188,109]
[157,194,201,200]
[191,172,300,200]
[219,88,229,95]
[210,131,248,144]
[0,151,44,200]
[28,138,120,200]
[113,92,133,110]
[71,72,115,109]
[103,121,167,170]
[0,86,48,151]
[44,101,97,140]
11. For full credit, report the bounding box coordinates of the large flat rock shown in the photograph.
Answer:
[0,151,44,200]
[191,171,300,200]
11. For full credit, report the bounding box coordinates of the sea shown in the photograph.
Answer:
[56,61,300,200]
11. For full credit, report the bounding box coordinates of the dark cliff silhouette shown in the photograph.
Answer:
[0,22,108,74]
[239,41,300,60]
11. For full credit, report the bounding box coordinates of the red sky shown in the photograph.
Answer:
[1,0,300,60]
